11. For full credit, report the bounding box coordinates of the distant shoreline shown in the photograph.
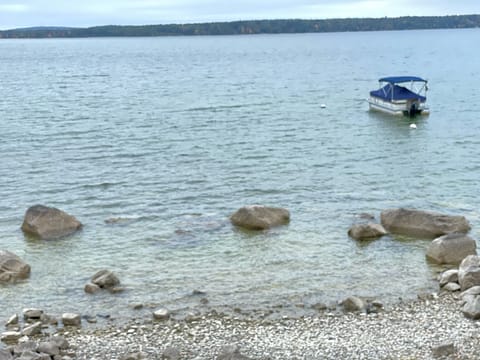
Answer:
[1,14,479,39]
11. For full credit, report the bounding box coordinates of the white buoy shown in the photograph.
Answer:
[409,123,417,129]
[320,104,326,108]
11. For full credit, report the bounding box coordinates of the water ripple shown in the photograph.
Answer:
[1,31,479,320]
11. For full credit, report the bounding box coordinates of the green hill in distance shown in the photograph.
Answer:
[1,15,479,38]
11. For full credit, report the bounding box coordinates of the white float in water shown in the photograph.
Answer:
[409,123,417,129]
[320,104,326,108]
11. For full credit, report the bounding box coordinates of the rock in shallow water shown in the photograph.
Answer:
[62,313,81,327]
[84,283,101,294]
[348,223,387,240]
[0,250,31,282]
[230,205,290,230]
[380,208,471,238]
[426,233,477,265]
[341,296,365,312]
[21,205,82,240]
[23,308,43,321]
[91,269,120,289]
[153,308,170,321]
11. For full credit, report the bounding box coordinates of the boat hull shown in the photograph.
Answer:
[368,96,429,116]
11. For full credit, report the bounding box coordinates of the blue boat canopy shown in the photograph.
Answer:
[370,84,426,102]
[378,76,427,84]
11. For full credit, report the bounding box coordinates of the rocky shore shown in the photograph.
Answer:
[1,293,479,359]
[3,205,480,358]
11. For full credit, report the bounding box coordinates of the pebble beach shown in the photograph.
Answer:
[56,293,479,360]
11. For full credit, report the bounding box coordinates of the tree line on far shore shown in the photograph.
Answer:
[1,15,479,39]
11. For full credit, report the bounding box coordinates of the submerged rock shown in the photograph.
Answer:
[21,205,82,240]
[356,213,375,220]
[380,208,470,239]
[426,233,477,265]
[0,250,31,282]
[230,205,290,230]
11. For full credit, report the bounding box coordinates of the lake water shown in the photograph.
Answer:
[1,28,480,322]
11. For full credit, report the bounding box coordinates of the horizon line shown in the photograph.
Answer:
[2,13,479,32]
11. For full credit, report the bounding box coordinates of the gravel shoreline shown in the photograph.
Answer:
[57,293,480,360]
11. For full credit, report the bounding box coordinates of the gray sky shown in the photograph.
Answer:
[1,0,479,30]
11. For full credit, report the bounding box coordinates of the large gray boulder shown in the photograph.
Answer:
[21,205,82,239]
[380,208,470,239]
[0,250,31,282]
[426,233,477,265]
[230,205,290,230]
[458,255,480,291]
[348,223,387,240]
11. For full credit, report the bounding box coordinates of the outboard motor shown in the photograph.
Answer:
[409,102,417,117]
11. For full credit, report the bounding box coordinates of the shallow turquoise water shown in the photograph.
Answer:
[1,29,480,320]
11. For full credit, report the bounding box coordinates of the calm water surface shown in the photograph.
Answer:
[1,29,480,321]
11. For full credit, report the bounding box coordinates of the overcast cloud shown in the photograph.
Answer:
[1,0,479,30]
